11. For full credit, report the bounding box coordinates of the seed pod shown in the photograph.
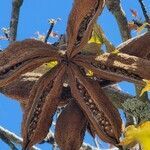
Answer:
[67,64,122,145]
[22,65,65,149]
[66,0,105,57]
[55,100,87,150]
[0,39,60,87]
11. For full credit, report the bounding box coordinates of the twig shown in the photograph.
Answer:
[138,0,150,23]
[138,0,150,31]
[9,0,24,43]
[44,21,55,43]
[106,0,131,41]
[0,131,18,150]
[0,126,40,150]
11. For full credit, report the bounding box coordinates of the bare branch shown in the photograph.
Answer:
[138,0,150,24]
[106,0,131,41]
[104,85,134,109]
[0,126,40,150]
[0,130,18,150]
[9,0,24,43]
[44,21,55,43]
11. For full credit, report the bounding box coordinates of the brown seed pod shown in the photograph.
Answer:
[0,39,60,87]
[66,0,105,57]
[74,53,150,85]
[55,100,87,150]
[22,65,65,149]
[67,64,122,145]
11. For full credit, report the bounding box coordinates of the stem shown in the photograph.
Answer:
[9,0,24,43]
[44,23,55,43]
[138,0,150,32]
[138,0,150,23]
[0,126,40,150]
[0,131,18,150]
[106,0,131,41]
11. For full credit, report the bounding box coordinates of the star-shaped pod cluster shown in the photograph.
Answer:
[0,0,150,150]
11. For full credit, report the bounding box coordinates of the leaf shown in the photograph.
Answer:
[83,24,115,54]
[130,9,138,17]
[88,32,102,44]
[140,79,150,96]
[82,24,103,55]
[44,61,58,69]
[92,24,115,53]
[120,121,150,150]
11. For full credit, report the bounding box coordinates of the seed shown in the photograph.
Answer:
[89,99,92,103]
[101,120,105,125]
[86,102,90,105]
[93,110,98,115]
[90,104,94,109]
[105,121,109,125]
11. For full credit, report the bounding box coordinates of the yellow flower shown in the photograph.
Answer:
[140,79,150,96]
[120,121,150,150]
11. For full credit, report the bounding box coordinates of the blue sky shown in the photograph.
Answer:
[0,0,150,149]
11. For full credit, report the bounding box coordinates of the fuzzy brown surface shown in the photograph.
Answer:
[55,101,87,150]
[0,0,150,150]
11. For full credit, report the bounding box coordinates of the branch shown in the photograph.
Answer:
[0,126,40,150]
[0,130,18,150]
[9,0,24,43]
[44,21,55,43]
[106,0,131,41]
[103,85,134,109]
[138,0,150,24]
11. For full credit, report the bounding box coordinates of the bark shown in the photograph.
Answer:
[0,126,39,150]
[9,0,24,43]
[106,0,131,41]
[138,0,150,24]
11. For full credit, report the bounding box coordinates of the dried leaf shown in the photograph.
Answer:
[130,9,138,17]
